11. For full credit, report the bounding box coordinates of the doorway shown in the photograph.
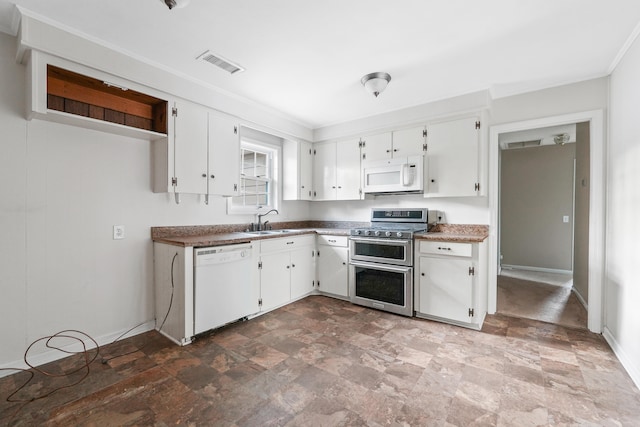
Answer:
[488,110,605,333]
[496,124,588,328]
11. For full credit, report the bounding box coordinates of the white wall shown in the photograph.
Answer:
[0,32,309,369]
[310,195,489,225]
[500,143,575,271]
[606,32,640,386]
[491,78,609,125]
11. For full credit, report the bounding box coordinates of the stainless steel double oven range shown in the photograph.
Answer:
[349,208,437,316]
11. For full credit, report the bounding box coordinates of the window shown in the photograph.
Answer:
[228,139,279,214]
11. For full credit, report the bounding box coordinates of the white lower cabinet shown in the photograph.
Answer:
[316,235,349,298]
[258,234,316,312]
[415,240,487,330]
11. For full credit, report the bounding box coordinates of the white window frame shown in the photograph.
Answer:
[227,137,279,215]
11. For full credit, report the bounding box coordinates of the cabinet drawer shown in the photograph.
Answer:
[418,241,472,257]
[260,234,315,253]
[317,235,348,247]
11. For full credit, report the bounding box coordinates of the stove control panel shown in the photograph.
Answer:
[350,229,417,239]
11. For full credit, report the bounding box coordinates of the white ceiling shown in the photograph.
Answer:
[1,0,640,129]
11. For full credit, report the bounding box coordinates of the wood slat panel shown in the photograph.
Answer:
[65,99,90,117]
[47,94,65,111]
[46,65,168,134]
[89,105,105,120]
[48,76,153,118]
[152,103,168,134]
[125,114,152,131]
[48,65,164,105]
[104,109,126,125]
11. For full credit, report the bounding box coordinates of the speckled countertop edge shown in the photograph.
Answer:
[415,224,489,243]
[152,222,489,247]
[151,222,360,247]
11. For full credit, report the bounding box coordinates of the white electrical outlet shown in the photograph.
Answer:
[563,215,570,223]
[113,225,125,240]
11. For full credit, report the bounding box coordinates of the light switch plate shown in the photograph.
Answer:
[113,225,125,240]
[563,216,570,223]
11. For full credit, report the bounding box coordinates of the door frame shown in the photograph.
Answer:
[488,110,605,333]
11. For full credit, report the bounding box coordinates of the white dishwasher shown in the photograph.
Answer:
[194,243,255,335]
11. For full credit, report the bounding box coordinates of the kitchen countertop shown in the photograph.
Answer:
[415,224,489,243]
[151,223,354,248]
[151,222,488,247]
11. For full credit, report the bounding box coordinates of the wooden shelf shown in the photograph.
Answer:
[46,65,167,134]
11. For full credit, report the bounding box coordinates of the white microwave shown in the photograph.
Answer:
[362,155,424,194]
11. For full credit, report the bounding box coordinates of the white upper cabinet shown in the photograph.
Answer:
[425,116,480,197]
[361,128,425,162]
[173,101,209,195]
[392,126,427,158]
[283,139,313,201]
[312,139,362,201]
[209,112,240,197]
[312,142,337,201]
[360,132,392,162]
[169,101,240,198]
[336,138,362,200]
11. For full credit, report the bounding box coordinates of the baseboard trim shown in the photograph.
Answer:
[571,287,588,310]
[0,321,155,379]
[501,264,573,275]
[603,326,640,390]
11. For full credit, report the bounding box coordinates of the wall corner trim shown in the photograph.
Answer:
[603,327,640,390]
[608,20,640,75]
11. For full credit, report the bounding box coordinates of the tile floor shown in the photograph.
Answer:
[1,295,639,426]
[497,270,588,329]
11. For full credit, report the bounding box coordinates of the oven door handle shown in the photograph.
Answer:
[349,237,410,246]
[349,260,412,273]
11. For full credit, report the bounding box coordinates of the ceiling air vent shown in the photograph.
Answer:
[197,50,245,74]
[506,140,541,149]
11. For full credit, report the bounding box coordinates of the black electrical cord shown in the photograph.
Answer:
[101,252,176,364]
[0,330,99,420]
[0,253,177,422]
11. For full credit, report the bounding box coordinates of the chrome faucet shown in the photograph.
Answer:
[257,209,279,231]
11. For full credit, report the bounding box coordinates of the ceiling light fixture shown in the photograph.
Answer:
[361,72,391,98]
[163,0,190,10]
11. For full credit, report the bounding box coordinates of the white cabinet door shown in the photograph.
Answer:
[392,126,426,158]
[299,141,313,201]
[290,246,315,300]
[283,140,313,200]
[361,132,392,162]
[259,251,291,312]
[425,116,480,197]
[317,246,348,297]
[336,138,362,200]
[173,101,208,194]
[208,113,240,196]
[418,256,474,324]
[312,142,337,200]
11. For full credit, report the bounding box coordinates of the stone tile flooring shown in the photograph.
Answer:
[1,295,639,426]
